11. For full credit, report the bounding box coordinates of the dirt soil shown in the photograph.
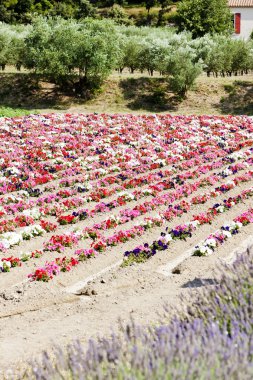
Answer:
[0,69,253,116]
[0,160,252,377]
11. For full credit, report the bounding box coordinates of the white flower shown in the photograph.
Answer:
[72,228,82,237]
[199,245,208,254]
[33,225,44,235]
[6,166,20,175]
[85,182,92,190]
[0,239,10,249]
[111,166,120,172]
[163,234,173,243]
[217,205,225,213]
[97,168,107,174]
[0,232,22,247]
[205,238,217,248]
[118,191,134,201]
[18,190,29,198]
[23,208,41,220]
[142,189,152,195]
[223,221,236,229]
[110,215,120,223]
[205,247,213,256]
[3,260,11,268]
[190,220,200,228]
[235,221,243,229]
[222,169,232,176]
[21,224,44,239]
[223,230,232,238]
[230,152,244,160]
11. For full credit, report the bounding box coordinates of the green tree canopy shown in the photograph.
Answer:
[24,17,121,95]
[176,0,233,38]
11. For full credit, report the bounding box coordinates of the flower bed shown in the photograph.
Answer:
[0,113,252,281]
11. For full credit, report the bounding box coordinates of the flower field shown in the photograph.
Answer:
[0,113,252,279]
[0,113,252,373]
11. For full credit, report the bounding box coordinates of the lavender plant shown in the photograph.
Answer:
[19,247,253,380]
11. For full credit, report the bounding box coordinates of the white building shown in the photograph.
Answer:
[228,0,253,39]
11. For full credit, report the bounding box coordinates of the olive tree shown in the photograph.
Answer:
[24,17,121,95]
[162,44,203,97]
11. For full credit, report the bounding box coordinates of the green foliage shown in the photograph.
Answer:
[0,0,99,22]
[24,17,121,95]
[104,4,133,25]
[0,23,29,68]
[121,34,143,73]
[76,0,97,19]
[0,106,35,117]
[167,49,203,97]
[196,35,253,75]
[176,0,233,38]
[0,17,252,99]
[121,252,148,266]
[0,1,182,25]
[119,28,202,96]
[98,0,128,6]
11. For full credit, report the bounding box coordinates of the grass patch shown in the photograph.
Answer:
[0,106,36,117]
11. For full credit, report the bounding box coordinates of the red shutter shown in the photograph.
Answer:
[235,13,241,34]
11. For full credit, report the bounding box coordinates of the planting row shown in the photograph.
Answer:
[0,114,252,283]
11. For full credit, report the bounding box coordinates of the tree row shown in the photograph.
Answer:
[1,19,253,96]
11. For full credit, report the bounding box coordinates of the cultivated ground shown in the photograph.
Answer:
[0,67,252,376]
[0,113,252,378]
[1,192,252,377]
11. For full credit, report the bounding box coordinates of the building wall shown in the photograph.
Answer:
[230,7,253,39]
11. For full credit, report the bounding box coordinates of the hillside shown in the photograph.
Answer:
[0,69,252,117]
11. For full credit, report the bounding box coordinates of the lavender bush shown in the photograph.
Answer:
[19,247,253,380]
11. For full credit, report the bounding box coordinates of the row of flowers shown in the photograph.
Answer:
[57,159,252,222]
[1,163,252,267]
[193,209,253,256]
[78,170,253,248]
[2,184,250,278]
[1,114,251,211]
[4,114,246,195]
[27,200,253,281]
[2,143,249,218]
[122,187,253,265]
[94,169,253,229]
[0,114,252,281]
[1,155,251,250]
[2,162,251,254]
